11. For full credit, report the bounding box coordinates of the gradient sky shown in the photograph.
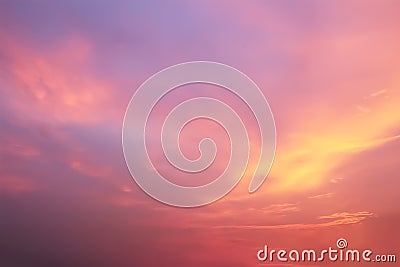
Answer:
[0,1,399,266]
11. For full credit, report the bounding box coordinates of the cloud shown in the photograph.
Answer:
[308,192,333,199]
[0,31,122,125]
[330,177,344,184]
[319,211,374,222]
[210,211,374,231]
[259,203,300,215]
[369,89,387,98]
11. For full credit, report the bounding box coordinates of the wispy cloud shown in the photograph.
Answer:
[308,192,333,199]
[259,203,300,215]
[369,89,387,98]
[210,211,374,230]
[319,211,374,220]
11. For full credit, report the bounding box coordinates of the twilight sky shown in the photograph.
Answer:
[0,1,399,266]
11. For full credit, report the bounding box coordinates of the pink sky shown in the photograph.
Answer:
[0,1,399,266]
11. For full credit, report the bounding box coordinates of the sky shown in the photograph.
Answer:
[0,1,399,266]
